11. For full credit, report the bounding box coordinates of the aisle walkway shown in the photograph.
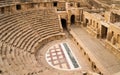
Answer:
[70,26,120,75]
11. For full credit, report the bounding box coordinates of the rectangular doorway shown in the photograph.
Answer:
[101,25,108,39]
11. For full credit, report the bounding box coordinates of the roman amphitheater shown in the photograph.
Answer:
[0,0,120,75]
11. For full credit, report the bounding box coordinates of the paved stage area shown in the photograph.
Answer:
[70,26,120,75]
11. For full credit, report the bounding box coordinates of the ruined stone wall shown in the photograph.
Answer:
[83,11,101,38]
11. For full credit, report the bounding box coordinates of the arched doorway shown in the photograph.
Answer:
[70,15,75,25]
[61,19,67,30]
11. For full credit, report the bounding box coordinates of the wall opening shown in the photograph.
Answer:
[71,15,75,25]
[1,7,4,14]
[0,70,2,74]
[101,25,108,39]
[61,19,67,30]
[84,18,89,27]
[70,3,73,7]
[16,4,21,10]
[53,1,57,7]
[77,3,80,7]
[30,3,34,8]
[44,3,46,7]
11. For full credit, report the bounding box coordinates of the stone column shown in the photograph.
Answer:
[67,10,71,30]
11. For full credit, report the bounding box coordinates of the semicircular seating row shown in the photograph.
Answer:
[0,8,64,75]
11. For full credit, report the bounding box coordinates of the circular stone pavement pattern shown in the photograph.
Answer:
[46,43,81,70]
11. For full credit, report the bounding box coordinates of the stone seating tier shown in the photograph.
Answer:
[0,8,64,75]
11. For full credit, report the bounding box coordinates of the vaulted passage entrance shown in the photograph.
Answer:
[70,15,75,25]
[101,25,108,39]
[61,19,67,30]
